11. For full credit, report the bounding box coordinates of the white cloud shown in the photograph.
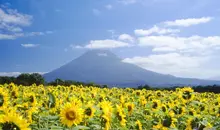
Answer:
[0,31,53,40]
[118,0,137,5]
[0,33,24,40]
[26,32,45,36]
[70,45,83,49]
[134,25,180,36]
[164,17,213,27]
[105,4,113,10]
[21,44,39,48]
[118,34,135,42]
[123,53,210,78]
[74,39,132,49]
[0,7,33,40]
[0,23,23,32]
[0,72,46,77]
[138,35,220,53]
[0,33,16,39]
[92,9,101,16]
[152,47,176,52]
[122,34,220,78]
[0,8,32,26]
[86,39,132,49]
[0,72,21,77]
[0,7,53,40]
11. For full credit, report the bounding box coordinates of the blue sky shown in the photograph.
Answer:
[0,0,220,79]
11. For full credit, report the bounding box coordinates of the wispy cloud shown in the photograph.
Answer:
[105,4,113,10]
[164,17,213,27]
[21,44,39,48]
[0,7,32,26]
[55,9,62,12]
[134,25,180,36]
[117,0,137,5]
[0,7,32,39]
[0,33,23,40]
[92,9,101,16]
[0,6,54,40]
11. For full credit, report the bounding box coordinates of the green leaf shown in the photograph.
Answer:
[49,126,64,130]
[72,125,90,130]
[48,92,56,108]
[48,115,59,120]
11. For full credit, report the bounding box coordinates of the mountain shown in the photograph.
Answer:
[208,76,220,81]
[44,50,220,87]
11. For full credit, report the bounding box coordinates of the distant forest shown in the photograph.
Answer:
[1,73,220,93]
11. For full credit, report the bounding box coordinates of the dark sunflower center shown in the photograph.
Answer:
[200,106,205,111]
[162,116,172,127]
[182,91,192,100]
[85,108,92,116]
[99,97,103,102]
[66,110,76,120]
[189,111,194,116]
[162,106,166,112]
[179,107,183,114]
[190,119,199,129]
[12,91,17,99]
[30,96,34,103]
[128,105,132,112]
[152,102,158,109]
[157,92,161,97]
[2,122,20,130]
[117,113,123,121]
[0,94,4,107]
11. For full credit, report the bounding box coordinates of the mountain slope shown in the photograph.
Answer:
[44,50,220,87]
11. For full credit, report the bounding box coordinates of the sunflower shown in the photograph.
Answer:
[126,102,135,115]
[186,117,212,130]
[0,110,30,130]
[99,101,113,119]
[11,88,19,99]
[0,87,9,110]
[161,105,168,113]
[60,102,84,127]
[151,99,161,110]
[119,95,125,106]
[179,87,194,102]
[188,108,197,116]
[140,96,147,107]
[152,116,161,129]
[186,117,200,130]
[102,114,111,130]
[172,105,186,116]
[116,105,126,127]
[84,102,95,118]
[135,120,142,130]
[158,115,177,130]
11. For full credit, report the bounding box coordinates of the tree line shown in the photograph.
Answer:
[0,73,108,88]
[137,84,220,93]
[1,73,220,93]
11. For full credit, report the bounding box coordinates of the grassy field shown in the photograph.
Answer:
[0,83,219,130]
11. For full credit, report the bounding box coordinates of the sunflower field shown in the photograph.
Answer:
[0,83,220,130]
